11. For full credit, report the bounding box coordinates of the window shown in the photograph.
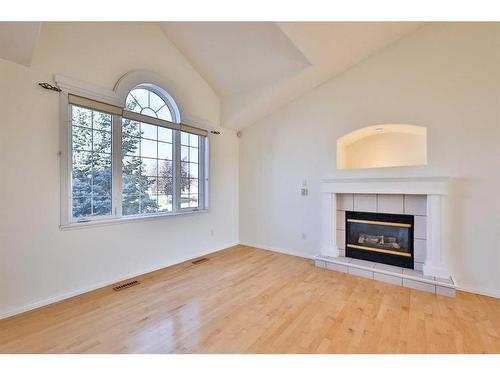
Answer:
[121,87,175,216]
[71,107,113,218]
[125,87,173,121]
[180,132,200,209]
[65,84,208,225]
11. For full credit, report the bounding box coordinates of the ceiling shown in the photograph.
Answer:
[161,22,425,130]
[0,22,41,66]
[160,22,311,97]
[0,22,425,130]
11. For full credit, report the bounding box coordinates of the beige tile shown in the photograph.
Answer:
[353,194,377,212]
[414,239,427,263]
[374,272,403,286]
[436,276,454,285]
[374,263,403,274]
[348,267,374,279]
[336,210,345,230]
[349,258,375,268]
[414,262,424,272]
[336,256,351,263]
[326,262,348,273]
[336,230,345,250]
[404,195,427,215]
[403,278,436,293]
[315,260,326,268]
[337,193,353,211]
[377,194,404,214]
[414,215,427,239]
[436,285,456,297]
[403,268,434,280]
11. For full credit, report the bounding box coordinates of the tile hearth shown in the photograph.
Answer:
[314,255,456,297]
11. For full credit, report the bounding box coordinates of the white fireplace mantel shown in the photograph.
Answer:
[320,177,451,279]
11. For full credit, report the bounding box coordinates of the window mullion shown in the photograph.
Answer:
[174,130,181,212]
[90,112,94,216]
[112,114,123,217]
[200,137,207,210]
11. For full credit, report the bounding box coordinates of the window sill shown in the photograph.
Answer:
[60,209,209,231]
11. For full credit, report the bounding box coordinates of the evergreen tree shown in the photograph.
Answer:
[71,99,195,218]
[121,116,158,215]
[121,98,160,215]
[72,108,112,217]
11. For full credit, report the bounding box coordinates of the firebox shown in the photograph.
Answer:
[345,211,414,268]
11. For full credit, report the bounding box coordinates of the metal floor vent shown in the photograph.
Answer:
[192,257,209,265]
[113,280,140,291]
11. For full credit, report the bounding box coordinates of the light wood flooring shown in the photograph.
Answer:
[0,245,499,353]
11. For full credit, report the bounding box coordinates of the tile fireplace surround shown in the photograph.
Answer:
[315,177,456,297]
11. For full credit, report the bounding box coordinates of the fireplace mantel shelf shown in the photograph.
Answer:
[321,177,450,183]
[321,177,451,195]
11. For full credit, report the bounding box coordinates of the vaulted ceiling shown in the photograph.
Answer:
[0,22,425,130]
[0,22,41,66]
[160,22,425,130]
[159,22,311,97]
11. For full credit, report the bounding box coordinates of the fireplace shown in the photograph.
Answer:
[345,211,414,268]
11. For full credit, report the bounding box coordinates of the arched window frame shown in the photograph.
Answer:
[125,83,181,123]
[57,72,209,228]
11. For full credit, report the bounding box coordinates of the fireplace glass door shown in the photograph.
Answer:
[345,211,414,268]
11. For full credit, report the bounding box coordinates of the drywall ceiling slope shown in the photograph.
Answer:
[0,22,41,66]
[159,22,311,96]
[225,22,426,130]
[161,22,425,130]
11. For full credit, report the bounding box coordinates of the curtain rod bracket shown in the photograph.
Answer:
[38,82,62,92]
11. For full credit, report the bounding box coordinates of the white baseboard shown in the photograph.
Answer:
[455,285,500,299]
[239,242,315,260]
[0,243,238,320]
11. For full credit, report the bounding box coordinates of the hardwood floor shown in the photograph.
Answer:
[1,245,499,353]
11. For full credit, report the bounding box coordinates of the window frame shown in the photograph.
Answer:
[68,106,119,221]
[59,82,209,229]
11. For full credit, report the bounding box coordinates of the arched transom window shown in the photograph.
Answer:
[125,85,174,122]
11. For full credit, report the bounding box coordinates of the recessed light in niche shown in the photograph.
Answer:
[336,124,427,170]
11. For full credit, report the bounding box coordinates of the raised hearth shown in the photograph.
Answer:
[315,255,456,297]
[317,177,455,297]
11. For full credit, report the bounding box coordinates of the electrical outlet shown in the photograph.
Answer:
[210,229,214,236]
[301,232,307,240]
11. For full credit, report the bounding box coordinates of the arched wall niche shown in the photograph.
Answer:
[337,124,427,170]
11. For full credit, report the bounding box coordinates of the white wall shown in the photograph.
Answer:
[239,23,500,296]
[0,22,239,318]
[344,132,426,169]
